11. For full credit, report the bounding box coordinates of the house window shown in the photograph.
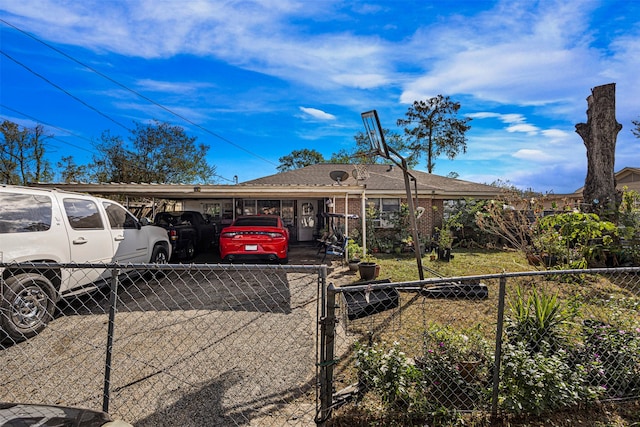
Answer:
[203,200,233,220]
[368,198,400,228]
[242,199,282,216]
[258,200,280,215]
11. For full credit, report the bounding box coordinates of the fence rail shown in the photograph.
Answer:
[318,267,640,424]
[1,262,326,426]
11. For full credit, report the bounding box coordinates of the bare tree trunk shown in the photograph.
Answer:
[575,83,622,218]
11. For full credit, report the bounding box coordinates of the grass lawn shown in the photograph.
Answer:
[369,247,533,282]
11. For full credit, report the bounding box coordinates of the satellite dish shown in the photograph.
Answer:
[329,170,349,184]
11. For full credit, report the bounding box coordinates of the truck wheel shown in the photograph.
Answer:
[150,246,169,264]
[146,246,169,279]
[0,273,57,342]
[185,240,196,259]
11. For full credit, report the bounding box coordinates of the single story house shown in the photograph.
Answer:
[33,163,501,250]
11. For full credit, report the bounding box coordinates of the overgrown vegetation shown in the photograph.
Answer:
[330,250,639,426]
[472,188,640,268]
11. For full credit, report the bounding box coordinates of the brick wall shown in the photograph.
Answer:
[332,197,444,242]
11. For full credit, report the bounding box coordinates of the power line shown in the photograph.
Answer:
[1,104,96,154]
[0,49,131,132]
[1,18,278,167]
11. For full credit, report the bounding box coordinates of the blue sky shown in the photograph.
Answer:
[1,0,639,193]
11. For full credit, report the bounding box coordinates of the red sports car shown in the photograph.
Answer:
[219,215,290,264]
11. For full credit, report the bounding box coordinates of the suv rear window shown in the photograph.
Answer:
[0,193,52,233]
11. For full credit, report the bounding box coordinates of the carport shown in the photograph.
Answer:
[33,181,370,257]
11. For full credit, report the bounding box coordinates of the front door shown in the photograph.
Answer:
[297,200,316,242]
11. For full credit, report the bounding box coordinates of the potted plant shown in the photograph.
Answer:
[401,235,414,252]
[347,258,360,271]
[358,254,379,281]
[435,212,462,262]
[437,229,453,261]
[347,239,362,271]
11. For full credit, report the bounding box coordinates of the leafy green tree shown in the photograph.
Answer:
[57,156,89,183]
[329,129,414,166]
[90,120,216,183]
[396,95,471,173]
[326,149,352,164]
[0,120,53,184]
[277,148,325,172]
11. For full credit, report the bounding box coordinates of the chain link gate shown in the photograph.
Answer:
[1,262,328,426]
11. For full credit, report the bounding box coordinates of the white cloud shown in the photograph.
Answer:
[3,0,637,193]
[299,107,336,120]
[332,73,389,89]
[468,112,501,120]
[512,149,553,162]
[542,129,570,139]
[135,79,212,94]
[499,114,527,125]
[5,0,638,109]
[506,123,539,135]
[396,0,638,123]
[469,112,539,134]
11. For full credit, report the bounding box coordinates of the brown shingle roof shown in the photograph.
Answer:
[240,164,500,197]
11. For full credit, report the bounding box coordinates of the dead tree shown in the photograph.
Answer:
[575,83,622,218]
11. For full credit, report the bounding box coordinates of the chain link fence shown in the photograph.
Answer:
[319,267,640,424]
[3,262,639,426]
[1,262,326,426]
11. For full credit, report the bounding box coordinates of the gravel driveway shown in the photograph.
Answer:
[1,246,331,426]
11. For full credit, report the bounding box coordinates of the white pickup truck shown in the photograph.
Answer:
[0,185,172,341]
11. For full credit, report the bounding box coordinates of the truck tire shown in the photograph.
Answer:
[185,240,196,260]
[150,245,169,264]
[1,273,57,342]
[146,245,169,279]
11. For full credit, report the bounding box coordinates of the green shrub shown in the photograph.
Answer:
[354,341,419,409]
[419,325,492,409]
[499,341,605,415]
[506,286,576,353]
[533,212,619,267]
[581,319,640,397]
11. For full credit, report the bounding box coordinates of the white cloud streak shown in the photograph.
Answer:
[298,107,336,121]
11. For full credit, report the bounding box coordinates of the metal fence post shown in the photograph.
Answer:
[102,268,120,413]
[491,275,507,419]
[317,282,337,426]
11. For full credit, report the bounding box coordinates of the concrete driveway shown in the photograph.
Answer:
[191,243,335,265]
